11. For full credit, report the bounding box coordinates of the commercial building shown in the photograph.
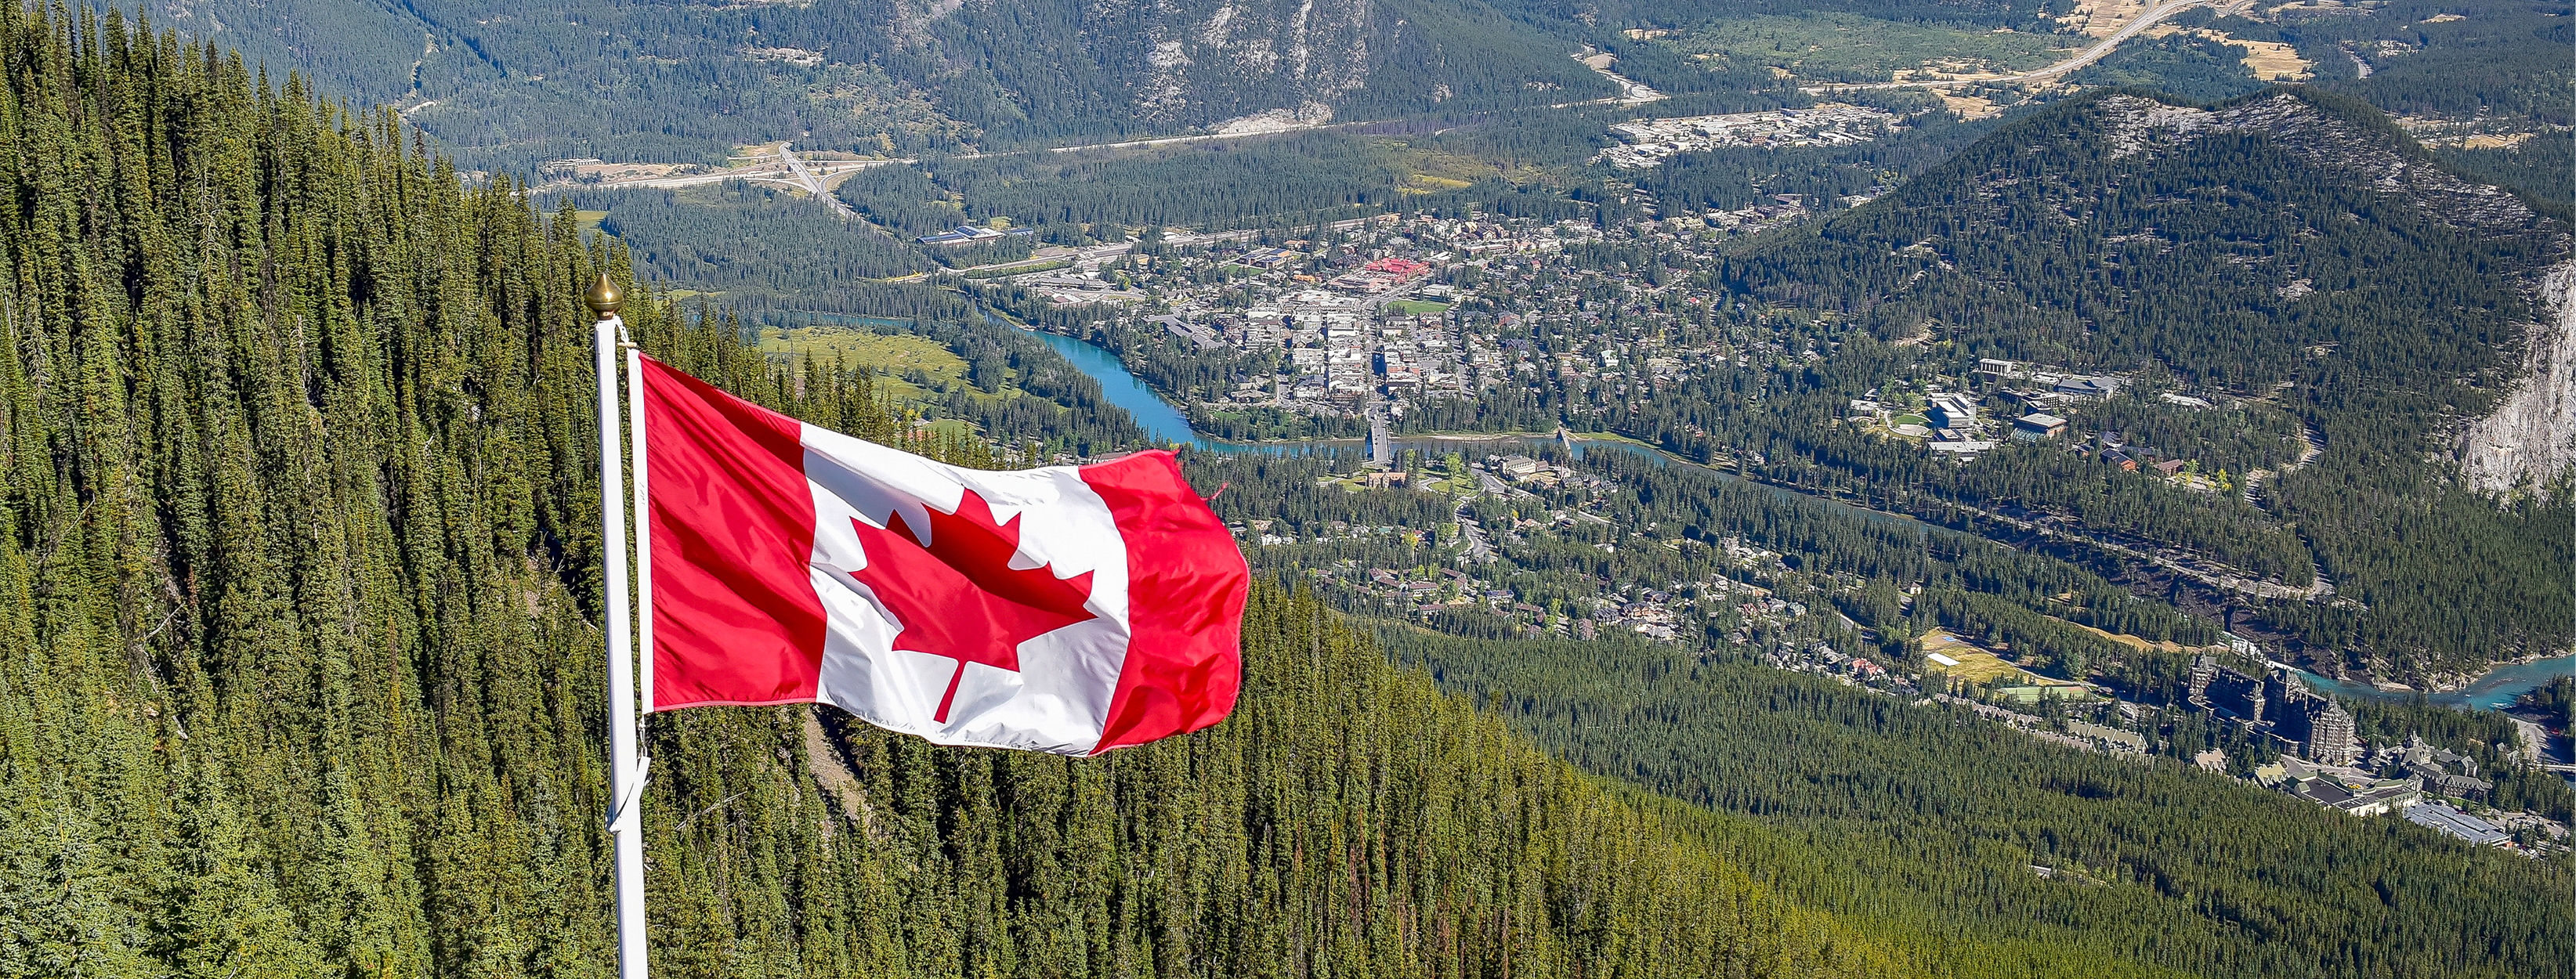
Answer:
[2187,656,2361,765]
[1927,393,1979,430]
[2404,803,2511,845]
[918,224,1036,245]
[2052,375,2125,399]
[2012,414,2068,442]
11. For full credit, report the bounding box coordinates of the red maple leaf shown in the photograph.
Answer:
[848,488,1096,722]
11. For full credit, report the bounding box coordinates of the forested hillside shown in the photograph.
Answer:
[110,0,1614,169]
[1193,442,2576,978]
[0,10,2053,977]
[1648,88,2576,679]
[1384,626,2576,979]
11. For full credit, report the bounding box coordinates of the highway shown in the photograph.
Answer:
[777,143,859,219]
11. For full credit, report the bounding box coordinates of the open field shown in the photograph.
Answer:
[755,324,992,402]
[1937,90,2006,119]
[1919,631,2093,693]
[2147,25,2314,78]
[1662,13,2079,84]
[2062,0,2176,38]
[2061,618,2232,657]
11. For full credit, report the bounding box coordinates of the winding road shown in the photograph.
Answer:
[558,0,2207,229]
[1452,500,1497,565]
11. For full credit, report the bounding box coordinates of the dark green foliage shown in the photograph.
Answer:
[874,0,1614,146]
[1381,626,2576,979]
[1500,0,2075,34]
[890,313,1156,457]
[2066,392,2308,476]
[746,583,1943,978]
[1668,87,2576,677]
[2293,0,2576,128]
[1199,442,2219,683]
[2342,697,2576,822]
[2524,677,2576,732]
[2068,32,2270,102]
[0,12,2020,975]
[581,183,929,290]
[2183,1,2572,213]
[110,0,1620,172]
[2435,135,2576,213]
[841,135,1422,238]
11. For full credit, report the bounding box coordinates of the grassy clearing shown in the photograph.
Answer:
[1919,632,2070,688]
[1385,299,1453,315]
[2167,27,2312,79]
[918,417,981,442]
[2062,618,2230,657]
[1388,142,1503,188]
[754,324,1004,402]
[1661,13,2077,82]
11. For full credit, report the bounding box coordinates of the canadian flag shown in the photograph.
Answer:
[635,356,1248,755]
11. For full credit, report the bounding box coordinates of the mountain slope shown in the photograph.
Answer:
[0,11,2012,976]
[1383,604,2576,979]
[119,0,1612,169]
[1690,88,2574,678]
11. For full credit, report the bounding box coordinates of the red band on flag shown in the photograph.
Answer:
[1083,451,1249,753]
[641,359,827,710]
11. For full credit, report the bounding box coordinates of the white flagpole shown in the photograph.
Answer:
[588,275,649,979]
[625,339,656,715]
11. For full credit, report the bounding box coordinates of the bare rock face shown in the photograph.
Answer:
[2462,259,2576,497]
[1143,0,1376,121]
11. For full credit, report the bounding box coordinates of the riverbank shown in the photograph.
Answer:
[1022,322,2576,714]
[2297,653,2576,712]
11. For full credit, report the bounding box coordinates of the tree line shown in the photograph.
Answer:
[0,10,2065,976]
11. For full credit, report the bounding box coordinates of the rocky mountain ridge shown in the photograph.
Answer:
[2095,92,2548,234]
[122,0,1609,166]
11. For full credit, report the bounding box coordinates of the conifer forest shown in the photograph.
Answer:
[3,2,2573,978]
[0,12,1916,975]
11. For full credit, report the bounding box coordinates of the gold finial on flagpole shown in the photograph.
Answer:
[586,273,624,320]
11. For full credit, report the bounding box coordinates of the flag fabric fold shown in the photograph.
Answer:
[637,356,1247,755]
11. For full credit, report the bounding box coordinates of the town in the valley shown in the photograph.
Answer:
[867,115,2576,857]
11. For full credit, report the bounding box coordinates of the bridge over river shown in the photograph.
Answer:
[1021,325,2576,717]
